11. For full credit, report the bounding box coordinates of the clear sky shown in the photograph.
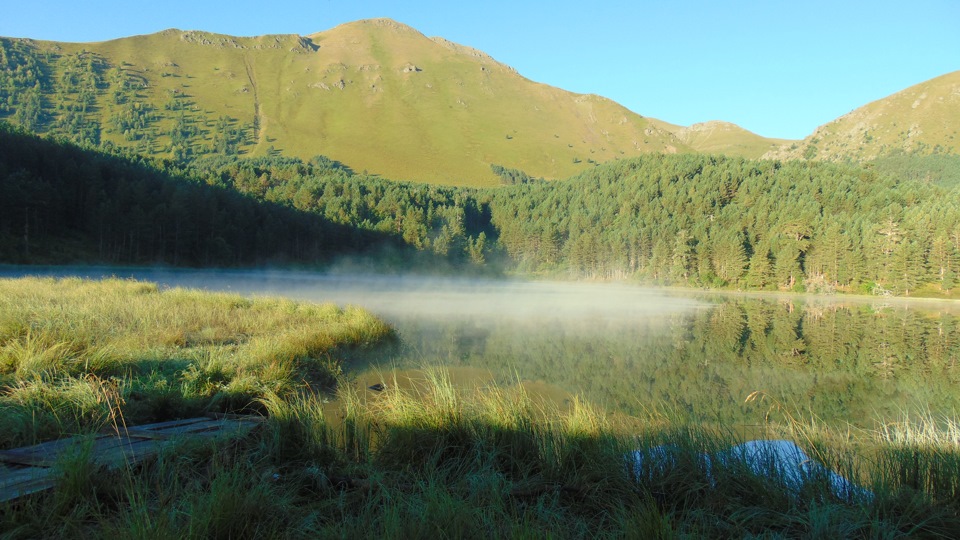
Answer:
[2,0,958,140]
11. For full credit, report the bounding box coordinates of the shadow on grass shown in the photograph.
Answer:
[5,386,960,537]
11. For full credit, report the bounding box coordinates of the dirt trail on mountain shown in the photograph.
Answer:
[243,56,266,149]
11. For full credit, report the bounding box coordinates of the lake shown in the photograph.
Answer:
[3,266,959,430]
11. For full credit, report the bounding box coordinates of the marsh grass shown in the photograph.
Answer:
[0,277,393,448]
[4,278,960,537]
[4,368,960,537]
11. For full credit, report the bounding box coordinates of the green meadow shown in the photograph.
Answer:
[0,276,392,448]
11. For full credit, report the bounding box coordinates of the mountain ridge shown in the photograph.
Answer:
[764,70,960,162]
[0,18,794,185]
[5,19,958,181]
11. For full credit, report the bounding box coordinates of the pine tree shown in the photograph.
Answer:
[746,244,773,289]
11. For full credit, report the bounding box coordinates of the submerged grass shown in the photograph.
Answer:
[3,277,960,537]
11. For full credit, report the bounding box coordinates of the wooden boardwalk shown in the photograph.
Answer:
[0,414,265,503]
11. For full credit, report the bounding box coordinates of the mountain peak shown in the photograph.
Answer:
[1,19,814,184]
[315,18,425,37]
[664,120,793,159]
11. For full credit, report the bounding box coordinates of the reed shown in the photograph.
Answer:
[5,369,960,537]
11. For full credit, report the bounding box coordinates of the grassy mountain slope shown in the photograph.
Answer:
[765,70,960,162]
[0,19,694,186]
[648,119,793,159]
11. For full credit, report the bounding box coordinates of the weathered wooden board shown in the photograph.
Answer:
[0,414,264,503]
[0,465,58,501]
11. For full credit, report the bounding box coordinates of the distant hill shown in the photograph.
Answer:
[0,19,703,186]
[765,71,960,162]
[648,119,792,160]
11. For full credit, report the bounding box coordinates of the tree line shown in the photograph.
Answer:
[0,38,252,160]
[487,154,960,295]
[5,119,960,296]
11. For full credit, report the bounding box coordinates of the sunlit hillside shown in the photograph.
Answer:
[0,19,699,186]
[765,70,960,162]
[648,119,792,159]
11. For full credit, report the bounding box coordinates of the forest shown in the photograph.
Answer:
[488,155,960,295]
[0,123,404,266]
[4,119,960,297]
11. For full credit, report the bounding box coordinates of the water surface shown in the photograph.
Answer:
[4,266,959,428]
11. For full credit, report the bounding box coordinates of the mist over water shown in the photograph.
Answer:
[0,266,705,322]
[5,266,960,428]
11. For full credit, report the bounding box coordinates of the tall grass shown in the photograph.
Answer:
[872,413,960,511]
[4,368,960,537]
[0,277,393,448]
[4,278,960,536]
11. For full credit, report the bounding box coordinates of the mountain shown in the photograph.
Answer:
[764,71,960,162]
[0,19,702,186]
[647,119,792,160]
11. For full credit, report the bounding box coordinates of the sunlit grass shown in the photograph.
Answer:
[0,277,393,447]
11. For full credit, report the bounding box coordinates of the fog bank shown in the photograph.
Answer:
[0,266,705,324]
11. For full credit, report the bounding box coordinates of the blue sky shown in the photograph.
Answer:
[3,1,958,140]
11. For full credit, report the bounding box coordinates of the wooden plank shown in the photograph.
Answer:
[120,417,262,443]
[0,450,57,468]
[94,420,261,467]
[0,434,104,463]
[108,417,212,433]
[0,466,58,503]
[206,412,267,422]
[0,418,245,466]
[150,419,225,435]
[4,434,150,468]
[109,416,258,439]
[143,418,258,437]
[0,415,266,502]
[119,429,173,440]
[0,435,111,468]
[94,439,166,469]
[97,421,262,467]
[189,424,260,440]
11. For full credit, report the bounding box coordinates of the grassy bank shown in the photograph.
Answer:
[2,278,960,537]
[0,276,393,448]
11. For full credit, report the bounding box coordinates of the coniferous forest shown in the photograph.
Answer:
[0,123,400,267]
[3,120,960,296]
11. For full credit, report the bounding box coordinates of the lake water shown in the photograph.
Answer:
[4,266,959,429]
